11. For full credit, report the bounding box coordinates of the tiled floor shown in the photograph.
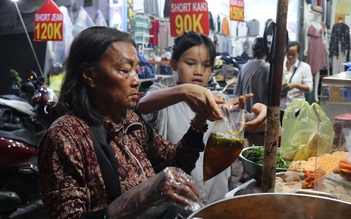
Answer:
[10,160,245,218]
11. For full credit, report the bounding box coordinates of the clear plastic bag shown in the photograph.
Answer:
[203,105,245,181]
[280,100,334,161]
[106,167,202,219]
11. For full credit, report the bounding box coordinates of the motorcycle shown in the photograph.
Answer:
[0,71,58,218]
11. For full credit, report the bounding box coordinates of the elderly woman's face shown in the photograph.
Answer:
[90,41,140,111]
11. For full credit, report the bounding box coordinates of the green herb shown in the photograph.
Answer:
[242,146,291,169]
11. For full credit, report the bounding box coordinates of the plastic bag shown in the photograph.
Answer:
[280,99,334,161]
[203,105,245,181]
[106,167,202,219]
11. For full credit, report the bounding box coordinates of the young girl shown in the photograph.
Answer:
[136,31,266,203]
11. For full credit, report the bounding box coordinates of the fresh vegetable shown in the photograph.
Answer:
[242,146,291,169]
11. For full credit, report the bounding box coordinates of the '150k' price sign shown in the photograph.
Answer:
[169,0,209,37]
[34,0,63,41]
[230,0,244,22]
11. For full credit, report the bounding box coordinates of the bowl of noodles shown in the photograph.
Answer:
[239,146,291,182]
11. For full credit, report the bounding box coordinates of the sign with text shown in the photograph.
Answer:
[34,0,63,41]
[230,0,244,22]
[169,0,209,37]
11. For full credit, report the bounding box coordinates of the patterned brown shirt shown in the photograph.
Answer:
[38,110,203,218]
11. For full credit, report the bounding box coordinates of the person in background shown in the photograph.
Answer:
[38,26,226,219]
[136,31,267,203]
[280,41,313,124]
[234,36,270,147]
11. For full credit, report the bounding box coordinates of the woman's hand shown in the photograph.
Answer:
[244,103,267,133]
[282,83,295,91]
[106,167,201,219]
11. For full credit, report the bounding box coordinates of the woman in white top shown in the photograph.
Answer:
[280,41,313,124]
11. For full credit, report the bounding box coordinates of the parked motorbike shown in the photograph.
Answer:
[0,71,58,218]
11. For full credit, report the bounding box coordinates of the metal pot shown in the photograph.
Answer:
[239,146,287,182]
[188,193,351,219]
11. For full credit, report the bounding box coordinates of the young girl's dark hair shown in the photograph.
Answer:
[171,31,216,69]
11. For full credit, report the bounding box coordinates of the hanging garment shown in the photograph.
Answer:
[43,6,74,76]
[336,0,350,15]
[95,9,107,26]
[217,15,221,32]
[158,21,169,48]
[148,17,160,46]
[243,39,252,57]
[133,14,151,45]
[232,39,244,57]
[247,19,259,37]
[329,23,350,58]
[163,0,172,17]
[332,44,348,75]
[72,7,95,37]
[236,21,248,37]
[222,17,230,35]
[209,12,215,31]
[304,22,327,74]
[144,0,159,16]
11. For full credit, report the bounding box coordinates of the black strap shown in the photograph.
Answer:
[90,124,122,203]
[288,61,301,83]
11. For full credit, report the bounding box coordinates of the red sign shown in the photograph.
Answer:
[230,0,244,22]
[34,0,63,41]
[169,0,209,37]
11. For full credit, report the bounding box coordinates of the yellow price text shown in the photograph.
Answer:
[35,22,62,40]
[175,14,204,35]
[230,6,244,21]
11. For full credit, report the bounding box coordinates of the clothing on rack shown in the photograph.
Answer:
[163,0,172,17]
[336,0,350,15]
[213,33,231,54]
[332,44,348,75]
[232,38,244,57]
[209,12,215,31]
[236,21,248,37]
[133,13,151,45]
[149,17,160,46]
[247,19,259,37]
[222,17,230,36]
[243,38,253,57]
[144,0,159,17]
[325,0,332,29]
[217,15,221,32]
[329,22,350,58]
[158,20,170,48]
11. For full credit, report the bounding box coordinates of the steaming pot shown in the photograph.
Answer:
[188,193,351,219]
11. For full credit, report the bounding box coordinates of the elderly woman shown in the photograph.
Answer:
[38,26,227,219]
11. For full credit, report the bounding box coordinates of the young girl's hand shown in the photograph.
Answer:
[244,103,267,133]
[182,84,224,121]
[225,93,254,110]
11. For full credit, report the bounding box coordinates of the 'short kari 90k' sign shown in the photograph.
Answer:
[169,0,209,37]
